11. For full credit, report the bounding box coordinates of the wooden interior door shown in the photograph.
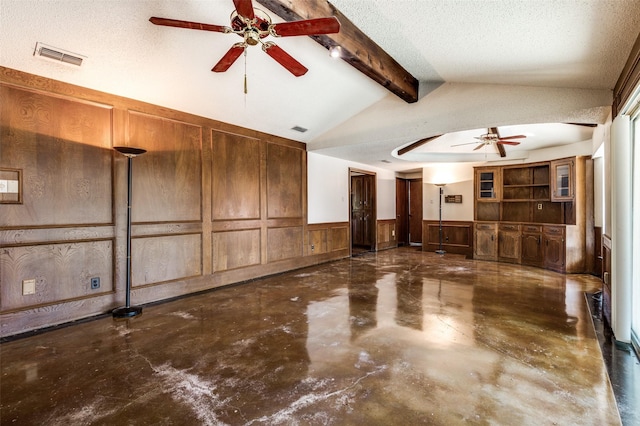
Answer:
[409,179,423,245]
[396,178,409,246]
[351,172,376,251]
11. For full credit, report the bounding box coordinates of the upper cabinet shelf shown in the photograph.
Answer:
[474,157,577,224]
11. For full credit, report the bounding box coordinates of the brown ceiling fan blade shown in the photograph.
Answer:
[262,42,308,76]
[233,0,255,20]
[496,143,507,157]
[149,17,229,33]
[473,143,486,151]
[496,141,521,146]
[397,135,442,156]
[212,44,245,72]
[498,135,527,140]
[271,17,340,37]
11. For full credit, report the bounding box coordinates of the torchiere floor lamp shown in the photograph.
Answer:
[435,183,446,255]
[112,146,146,318]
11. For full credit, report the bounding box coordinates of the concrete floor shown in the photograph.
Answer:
[0,247,622,425]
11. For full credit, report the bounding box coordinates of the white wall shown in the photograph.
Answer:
[422,163,475,221]
[307,152,396,224]
[377,171,397,220]
[591,122,608,229]
[593,156,604,228]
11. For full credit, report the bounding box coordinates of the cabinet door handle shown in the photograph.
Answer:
[491,235,494,241]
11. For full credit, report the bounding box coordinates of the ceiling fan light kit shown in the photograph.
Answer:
[150,0,340,79]
[450,127,527,158]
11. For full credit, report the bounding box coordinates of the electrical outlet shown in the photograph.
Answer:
[311,244,315,251]
[537,203,543,210]
[90,277,100,289]
[22,279,36,295]
[392,230,395,237]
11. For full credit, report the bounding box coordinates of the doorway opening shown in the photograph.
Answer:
[350,169,376,256]
[396,177,423,247]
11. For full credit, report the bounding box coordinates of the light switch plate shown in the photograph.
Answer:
[22,279,36,295]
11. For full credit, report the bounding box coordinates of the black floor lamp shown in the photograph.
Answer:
[435,183,446,255]
[113,146,146,318]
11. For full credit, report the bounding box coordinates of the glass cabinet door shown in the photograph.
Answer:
[476,168,500,201]
[551,159,574,201]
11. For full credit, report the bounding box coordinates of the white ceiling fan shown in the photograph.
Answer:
[451,127,526,157]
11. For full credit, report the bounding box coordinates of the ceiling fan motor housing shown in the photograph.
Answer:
[245,29,260,45]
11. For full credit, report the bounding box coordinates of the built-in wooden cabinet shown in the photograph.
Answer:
[543,225,566,272]
[476,168,501,201]
[473,156,589,273]
[474,168,501,222]
[550,158,574,201]
[474,222,498,260]
[521,224,543,267]
[498,223,521,263]
[476,162,572,224]
[475,222,568,272]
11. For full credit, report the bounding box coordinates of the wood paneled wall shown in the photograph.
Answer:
[377,219,397,251]
[0,67,347,337]
[422,220,474,257]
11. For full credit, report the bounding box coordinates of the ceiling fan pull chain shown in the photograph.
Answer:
[244,47,248,95]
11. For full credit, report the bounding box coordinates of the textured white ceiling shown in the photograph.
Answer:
[330,0,638,89]
[1,0,639,171]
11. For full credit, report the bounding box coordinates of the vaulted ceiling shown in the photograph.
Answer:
[1,0,639,171]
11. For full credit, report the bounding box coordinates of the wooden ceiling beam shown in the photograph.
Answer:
[397,135,441,156]
[256,0,419,103]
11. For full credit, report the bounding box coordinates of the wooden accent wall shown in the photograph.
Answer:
[0,67,347,337]
[614,29,640,116]
[422,221,474,257]
[306,222,350,260]
[376,219,397,251]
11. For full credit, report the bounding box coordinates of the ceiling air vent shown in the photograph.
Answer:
[291,126,308,133]
[34,42,85,66]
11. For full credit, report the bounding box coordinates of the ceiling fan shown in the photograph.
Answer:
[451,127,526,157]
[149,0,340,77]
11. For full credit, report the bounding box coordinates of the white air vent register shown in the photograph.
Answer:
[34,42,86,66]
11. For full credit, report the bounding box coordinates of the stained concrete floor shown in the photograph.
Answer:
[589,292,640,426]
[1,248,622,425]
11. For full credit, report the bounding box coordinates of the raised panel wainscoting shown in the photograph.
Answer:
[0,67,349,337]
[422,221,474,257]
[376,219,397,251]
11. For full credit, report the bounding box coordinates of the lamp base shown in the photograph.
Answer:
[435,250,446,255]
[112,306,143,318]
